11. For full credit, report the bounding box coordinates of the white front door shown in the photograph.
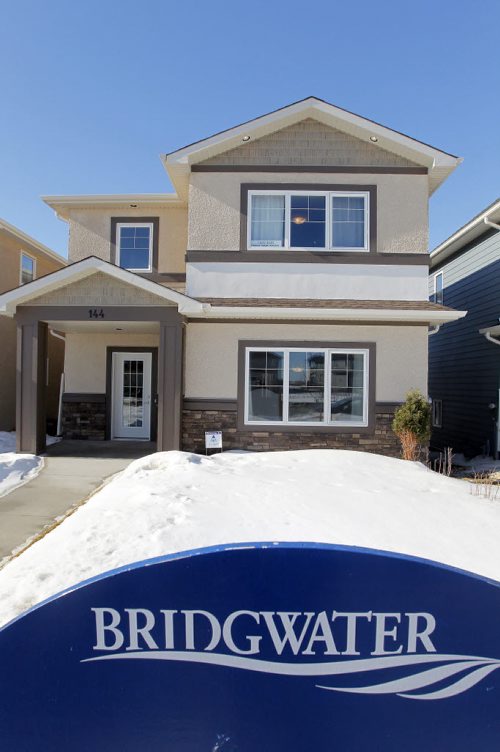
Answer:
[112,352,152,439]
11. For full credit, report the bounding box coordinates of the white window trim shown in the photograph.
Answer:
[116,222,154,272]
[247,189,370,252]
[244,346,369,428]
[434,272,444,305]
[20,251,36,285]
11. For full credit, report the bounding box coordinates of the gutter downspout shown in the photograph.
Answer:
[428,325,441,336]
[49,328,65,343]
[484,217,500,232]
[483,332,500,347]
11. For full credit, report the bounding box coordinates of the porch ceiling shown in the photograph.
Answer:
[46,320,160,334]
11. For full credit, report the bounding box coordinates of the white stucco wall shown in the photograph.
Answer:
[67,206,187,272]
[186,262,429,300]
[187,172,429,254]
[64,333,159,393]
[185,323,428,402]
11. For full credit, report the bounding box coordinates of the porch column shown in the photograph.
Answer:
[16,320,47,454]
[157,320,183,451]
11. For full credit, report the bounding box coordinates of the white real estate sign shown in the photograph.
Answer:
[205,431,222,450]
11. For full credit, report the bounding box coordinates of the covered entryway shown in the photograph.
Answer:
[0,257,204,454]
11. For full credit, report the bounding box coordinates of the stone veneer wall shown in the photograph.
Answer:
[182,406,401,457]
[62,397,106,440]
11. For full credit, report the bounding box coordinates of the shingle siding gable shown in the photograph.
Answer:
[199,118,420,168]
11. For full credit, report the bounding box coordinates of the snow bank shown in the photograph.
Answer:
[0,432,60,499]
[0,449,499,627]
[0,432,41,499]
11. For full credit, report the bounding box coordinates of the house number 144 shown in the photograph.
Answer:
[88,308,105,319]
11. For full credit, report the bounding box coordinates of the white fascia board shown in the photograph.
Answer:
[0,219,65,264]
[43,193,184,220]
[0,257,203,316]
[187,306,467,325]
[431,200,500,267]
[42,193,181,206]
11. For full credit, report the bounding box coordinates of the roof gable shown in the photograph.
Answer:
[24,272,174,308]
[163,97,461,198]
[198,118,420,169]
[0,257,203,316]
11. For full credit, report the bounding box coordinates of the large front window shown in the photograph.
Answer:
[248,190,369,251]
[245,347,369,426]
[116,223,153,271]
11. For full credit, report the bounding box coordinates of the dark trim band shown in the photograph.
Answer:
[239,183,377,253]
[16,306,181,324]
[186,250,429,265]
[182,399,400,414]
[62,393,106,403]
[183,398,237,411]
[192,165,428,175]
[236,339,376,434]
[137,272,186,283]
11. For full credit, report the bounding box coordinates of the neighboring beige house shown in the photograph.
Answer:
[0,219,65,433]
[0,97,465,455]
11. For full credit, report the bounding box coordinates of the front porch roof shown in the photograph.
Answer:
[189,298,467,325]
[0,256,205,317]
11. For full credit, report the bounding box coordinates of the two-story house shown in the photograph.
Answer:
[0,219,65,433]
[429,199,500,458]
[0,97,465,455]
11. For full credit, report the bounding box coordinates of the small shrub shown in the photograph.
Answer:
[393,389,431,461]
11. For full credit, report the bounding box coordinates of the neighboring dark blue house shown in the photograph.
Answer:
[429,199,500,458]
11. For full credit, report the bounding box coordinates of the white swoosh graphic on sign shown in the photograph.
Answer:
[317,659,500,695]
[81,649,500,700]
[399,663,500,700]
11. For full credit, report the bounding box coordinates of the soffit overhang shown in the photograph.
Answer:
[431,199,500,269]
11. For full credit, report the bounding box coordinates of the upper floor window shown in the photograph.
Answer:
[434,272,444,305]
[116,223,153,272]
[248,190,369,251]
[20,252,36,284]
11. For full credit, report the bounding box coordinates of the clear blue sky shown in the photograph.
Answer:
[1,0,499,258]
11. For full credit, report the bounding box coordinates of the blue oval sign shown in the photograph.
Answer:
[1,543,499,750]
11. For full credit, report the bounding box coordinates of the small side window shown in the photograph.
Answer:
[20,253,36,285]
[116,223,153,271]
[435,272,444,305]
[432,399,442,428]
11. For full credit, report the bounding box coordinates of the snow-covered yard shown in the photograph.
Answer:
[1,448,500,628]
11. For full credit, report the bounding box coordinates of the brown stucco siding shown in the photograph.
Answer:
[0,232,65,431]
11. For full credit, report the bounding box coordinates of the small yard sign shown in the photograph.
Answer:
[205,430,222,450]
[1,543,500,750]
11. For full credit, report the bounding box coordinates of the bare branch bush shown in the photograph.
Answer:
[468,472,500,501]
[430,447,454,476]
